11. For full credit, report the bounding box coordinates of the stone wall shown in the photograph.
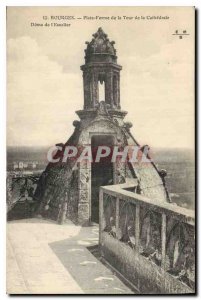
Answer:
[101,232,194,294]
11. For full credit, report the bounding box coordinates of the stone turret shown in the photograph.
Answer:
[34,28,170,226]
[81,27,121,110]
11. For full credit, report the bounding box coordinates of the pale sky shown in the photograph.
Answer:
[7,6,195,149]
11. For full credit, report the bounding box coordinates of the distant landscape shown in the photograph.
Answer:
[152,148,195,209]
[7,146,195,210]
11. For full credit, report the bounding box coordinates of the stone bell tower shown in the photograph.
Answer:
[76,27,127,125]
[81,27,121,110]
[34,28,170,226]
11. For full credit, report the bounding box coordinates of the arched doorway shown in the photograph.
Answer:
[91,135,115,223]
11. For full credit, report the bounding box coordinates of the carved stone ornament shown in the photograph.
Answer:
[85,27,116,56]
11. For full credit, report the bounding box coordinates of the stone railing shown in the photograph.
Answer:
[99,182,195,294]
[7,172,40,220]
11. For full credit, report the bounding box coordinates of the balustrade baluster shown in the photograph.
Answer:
[115,197,119,239]
[161,213,167,269]
[99,189,104,252]
[135,204,140,252]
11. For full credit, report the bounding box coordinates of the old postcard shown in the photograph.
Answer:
[7,6,195,294]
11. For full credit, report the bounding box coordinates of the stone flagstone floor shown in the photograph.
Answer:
[7,218,133,294]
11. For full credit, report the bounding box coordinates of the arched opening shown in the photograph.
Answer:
[98,80,105,101]
[91,135,114,223]
[113,75,118,107]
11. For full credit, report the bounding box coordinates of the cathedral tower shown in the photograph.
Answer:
[34,28,169,225]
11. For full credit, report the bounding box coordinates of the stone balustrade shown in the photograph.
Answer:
[99,182,195,294]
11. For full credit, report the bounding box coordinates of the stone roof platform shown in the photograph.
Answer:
[7,218,133,294]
